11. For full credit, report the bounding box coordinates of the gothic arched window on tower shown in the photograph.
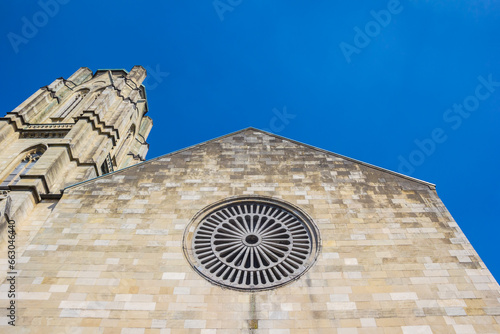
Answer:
[50,90,89,121]
[0,149,44,187]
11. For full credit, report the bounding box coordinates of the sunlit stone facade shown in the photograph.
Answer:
[0,68,499,333]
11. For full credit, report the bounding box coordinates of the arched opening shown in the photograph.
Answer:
[50,89,89,121]
[0,147,46,187]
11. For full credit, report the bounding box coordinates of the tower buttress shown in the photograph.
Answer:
[0,66,153,239]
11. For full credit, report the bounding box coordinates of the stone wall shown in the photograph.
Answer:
[1,129,498,333]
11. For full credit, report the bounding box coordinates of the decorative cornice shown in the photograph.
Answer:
[25,123,73,130]
[19,123,73,139]
[20,132,68,139]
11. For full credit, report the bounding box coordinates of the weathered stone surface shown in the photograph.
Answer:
[1,128,498,333]
[0,67,151,245]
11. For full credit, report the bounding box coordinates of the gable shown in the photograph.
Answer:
[9,128,499,332]
[65,127,435,194]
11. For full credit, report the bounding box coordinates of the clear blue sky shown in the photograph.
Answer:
[2,1,499,279]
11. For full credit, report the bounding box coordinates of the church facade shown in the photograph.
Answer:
[1,67,499,333]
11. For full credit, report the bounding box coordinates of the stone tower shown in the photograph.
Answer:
[0,66,152,236]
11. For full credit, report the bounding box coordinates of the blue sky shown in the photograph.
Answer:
[2,1,499,279]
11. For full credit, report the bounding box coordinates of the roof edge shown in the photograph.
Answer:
[244,127,436,189]
[94,69,129,75]
[63,127,435,193]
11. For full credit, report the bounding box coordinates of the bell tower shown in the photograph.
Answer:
[0,66,153,233]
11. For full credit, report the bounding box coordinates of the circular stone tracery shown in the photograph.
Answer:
[187,198,320,291]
